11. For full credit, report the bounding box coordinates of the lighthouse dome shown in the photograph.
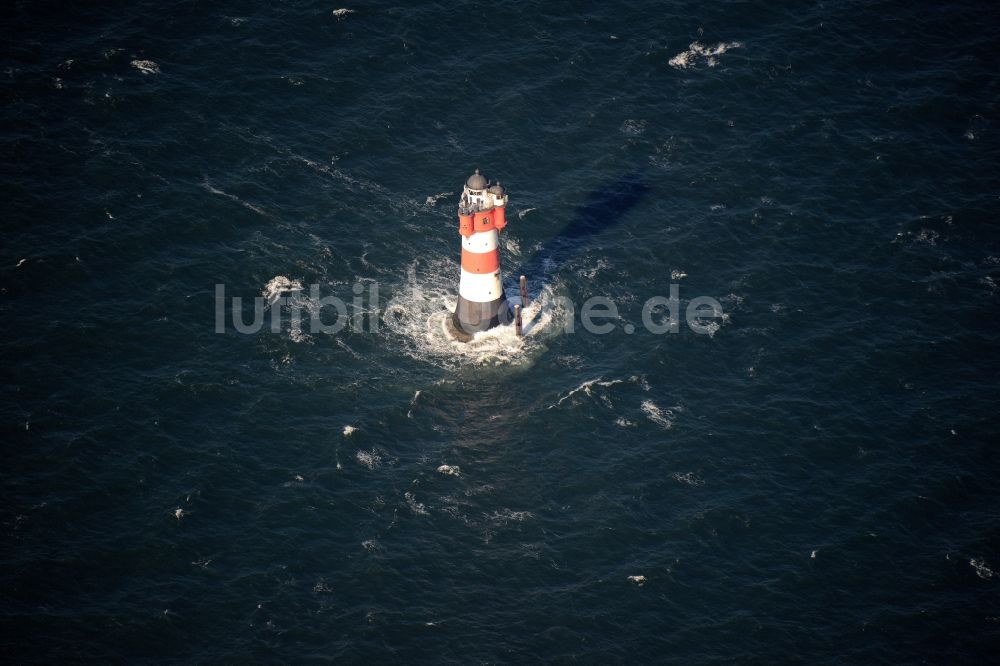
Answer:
[489,181,505,196]
[466,169,487,190]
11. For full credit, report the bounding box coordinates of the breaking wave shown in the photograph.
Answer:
[131,59,160,74]
[379,258,573,370]
[262,275,303,304]
[669,41,744,69]
[641,399,682,429]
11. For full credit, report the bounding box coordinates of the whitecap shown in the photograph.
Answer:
[669,41,743,70]
[641,399,681,429]
[621,119,647,135]
[343,425,357,436]
[486,508,533,525]
[502,236,521,256]
[580,258,611,279]
[407,390,421,418]
[202,179,270,217]
[288,328,311,344]
[355,448,380,469]
[404,491,429,515]
[332,8,355,18]
[671,471,705,486]
[971,558,995,579]
[262,275,303,305]
[668,50,696,69]
[550,376,627,409]
[131,59,160,75]
[424,191,452,206]
[437,464,461,476]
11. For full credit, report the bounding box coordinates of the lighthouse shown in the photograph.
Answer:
[448,169,513,342]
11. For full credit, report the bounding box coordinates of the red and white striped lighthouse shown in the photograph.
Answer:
[448,169,512,341]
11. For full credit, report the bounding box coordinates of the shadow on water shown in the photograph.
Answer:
[515,173,650,284]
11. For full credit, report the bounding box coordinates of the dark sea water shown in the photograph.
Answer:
[3,1,1000,662]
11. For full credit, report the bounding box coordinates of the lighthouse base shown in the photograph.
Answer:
[448,294,512,342]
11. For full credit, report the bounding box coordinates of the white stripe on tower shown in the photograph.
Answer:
[459,268,503,301]
[461,229,498,253]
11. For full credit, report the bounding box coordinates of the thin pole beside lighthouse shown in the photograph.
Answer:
[447,169,513,342]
